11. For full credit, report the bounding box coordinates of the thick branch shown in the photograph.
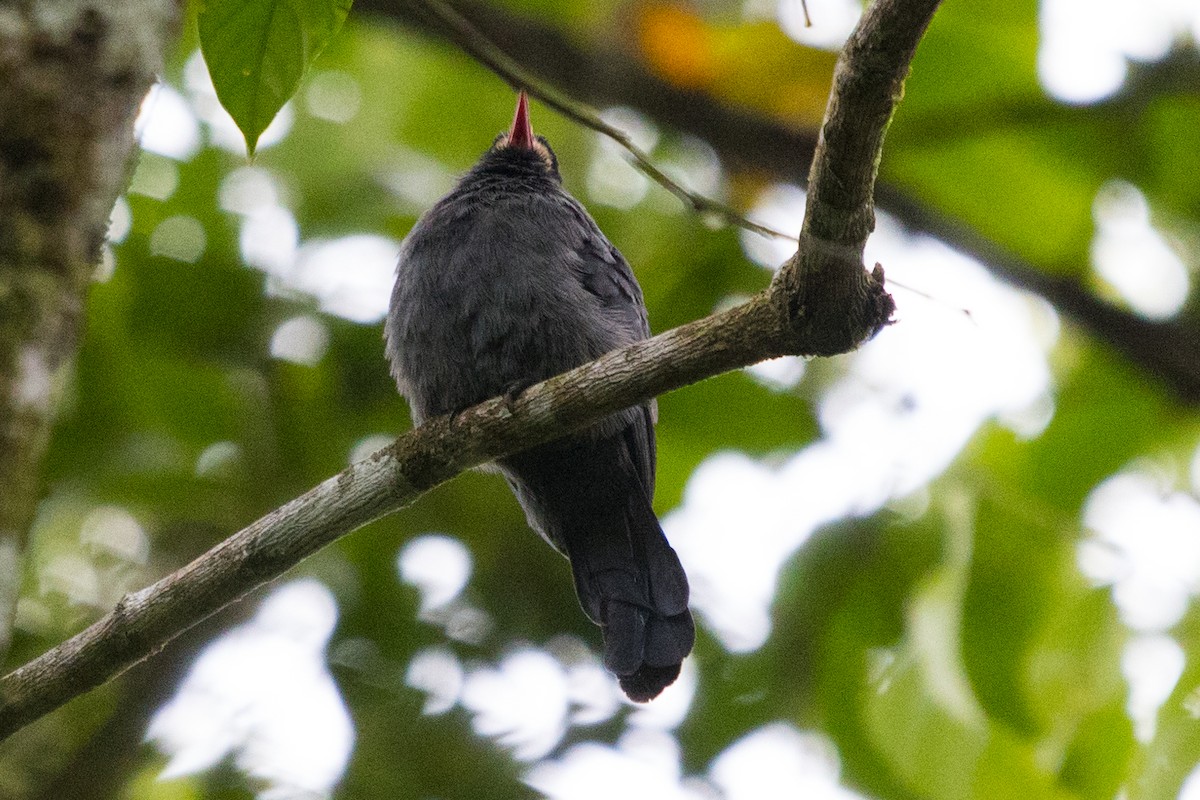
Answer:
[0,297,777,737]
[364,0,1200,402]
[0,1,181,663]
[772,0,939,354]
[0,0,938,739]
[802,0,938,247]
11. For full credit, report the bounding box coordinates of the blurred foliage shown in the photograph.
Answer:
[4,0,1200,799]
[633,2,838,124]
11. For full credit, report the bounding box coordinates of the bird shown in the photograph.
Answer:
[384,91,694,702]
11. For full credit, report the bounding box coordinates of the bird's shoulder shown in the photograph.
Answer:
[540,191,650,338]
[404,178,650,338]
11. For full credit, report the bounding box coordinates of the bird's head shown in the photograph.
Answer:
[483,91,560,179]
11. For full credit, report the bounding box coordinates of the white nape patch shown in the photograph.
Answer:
[147,580,354,798]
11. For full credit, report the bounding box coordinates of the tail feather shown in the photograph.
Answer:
[643,612,694,666]
[599,601,646,675]
[502,429,694,702]
[620,664,684,703]
[565,492,694,700]
[628,485,689,617]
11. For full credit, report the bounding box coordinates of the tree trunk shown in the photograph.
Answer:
[0,0,182,664]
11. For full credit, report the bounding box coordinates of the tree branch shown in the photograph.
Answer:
[0,0,181,664]
[0,0,941,740]
[778,0,936,354]
[29,596,254,800]
[362,0,1200,403]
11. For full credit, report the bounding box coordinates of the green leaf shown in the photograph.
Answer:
[198,0,353,155]
[863,556,1073,800]
[768,516,942,799]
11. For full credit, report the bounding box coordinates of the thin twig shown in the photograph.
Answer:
[416,0,967,314]
[414,0,797,242]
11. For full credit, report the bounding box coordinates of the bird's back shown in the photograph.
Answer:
[386,181,646,425]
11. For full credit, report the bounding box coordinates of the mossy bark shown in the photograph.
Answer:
[0,0,181,664]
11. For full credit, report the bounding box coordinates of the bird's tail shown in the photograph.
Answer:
[563,484,695,702]
[502,428,694,702]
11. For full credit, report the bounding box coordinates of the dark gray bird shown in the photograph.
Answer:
[384,92,694,701]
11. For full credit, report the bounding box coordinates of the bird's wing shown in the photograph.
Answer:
[624,404,657,498]
[557,197,651,343]
[554,195,658,490]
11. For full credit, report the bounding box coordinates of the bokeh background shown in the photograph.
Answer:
[5,0,1200,798]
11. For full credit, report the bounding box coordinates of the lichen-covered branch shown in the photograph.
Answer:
[0,0,940,740]
[773,0,940,355]
[0,0,182,665]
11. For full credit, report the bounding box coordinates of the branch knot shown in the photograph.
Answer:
[770,234,895,357]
